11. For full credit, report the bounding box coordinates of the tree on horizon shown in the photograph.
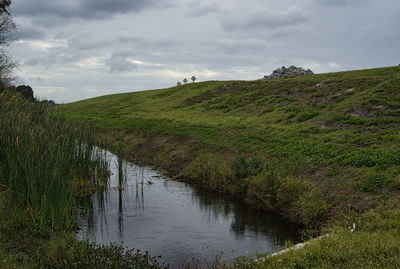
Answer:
[191,76,196,83]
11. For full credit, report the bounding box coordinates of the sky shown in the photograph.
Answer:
[9,0,400,103]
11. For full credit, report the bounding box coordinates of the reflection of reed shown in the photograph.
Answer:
[133,166,145,210]
[118,187,124,240]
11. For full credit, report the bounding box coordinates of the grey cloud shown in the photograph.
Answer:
[24,50,82,68]
[315,0,367,7]
[186,1,220,17]
[81,0,158,15]
[12,25,46,41]
[221,6,310,32]
[203,38,267,55]
[105,55,138,73]
[12,0,162,21]
[67,35,114,51]
[119,35,178,48]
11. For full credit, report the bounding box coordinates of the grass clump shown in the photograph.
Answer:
[0,91,109,231]
[38,233,168,269]
[183,153,233,190]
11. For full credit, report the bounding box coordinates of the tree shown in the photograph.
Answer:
[16,85,34,100]
[191,76,196,83]
[176,81,181,86]
[183,78,188,84]
[0,0,10,15]
[0,0,15,88]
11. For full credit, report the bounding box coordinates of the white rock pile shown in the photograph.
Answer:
[264,66,314,79]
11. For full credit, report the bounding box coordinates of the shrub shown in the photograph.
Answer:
[247,156,263,176]
[231,154,248,179]
[276,176,310,210]
[294,188,328,227]
[183,153,233,190]
[231,155,264,180]
[38,233,168,269]
[245,171,279,209]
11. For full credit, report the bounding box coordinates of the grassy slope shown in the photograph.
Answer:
[62,66,400,267]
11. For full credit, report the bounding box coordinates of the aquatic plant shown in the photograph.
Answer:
[0,91,109,231]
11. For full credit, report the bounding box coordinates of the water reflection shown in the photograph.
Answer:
[77,151,301,268]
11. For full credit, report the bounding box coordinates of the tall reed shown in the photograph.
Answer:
[0,91,108,231]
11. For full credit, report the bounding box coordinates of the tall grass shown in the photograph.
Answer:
[0,91,108,231]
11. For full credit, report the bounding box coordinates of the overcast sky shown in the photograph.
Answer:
[9,0,400,103]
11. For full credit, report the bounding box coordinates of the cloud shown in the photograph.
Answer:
[105,55,138,73]
[314,0,368,7]
[12,25,46,41]
[221,6,310,32]
[12,0,162,21]
[186,1,220,17]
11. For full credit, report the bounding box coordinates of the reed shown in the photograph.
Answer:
[0,91,109,231]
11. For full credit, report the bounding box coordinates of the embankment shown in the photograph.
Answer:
[62,66,400,228]
[59,66,400,267]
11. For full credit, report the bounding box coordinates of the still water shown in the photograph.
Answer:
[77,152,301,268]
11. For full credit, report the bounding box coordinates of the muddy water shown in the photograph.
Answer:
[77,152,301,268]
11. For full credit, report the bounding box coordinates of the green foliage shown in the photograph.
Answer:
[294,188,329,227]
[235,203,400,268]
[0,91,109,231]
[245,171,280,209]
[337,148,400,167]
[296,109,319,122]
[183,153,233,190]
[38,234,168,269]
[361,171,391,192]
[231,155,263,179]
[231,155,248,179]
[276,177,309,209]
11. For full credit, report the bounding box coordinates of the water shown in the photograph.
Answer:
[77,151,301,268]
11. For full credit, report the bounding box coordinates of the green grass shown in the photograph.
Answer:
[60,66,400,267]
[61,66,400,222]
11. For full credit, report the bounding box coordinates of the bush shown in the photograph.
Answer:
[231,155,263,179]
[276,177,309,209]
[39,233,168,269]
[231,154,248,179]
[294,188,328,227]
[183,153,233,190]
[245,171,279,209]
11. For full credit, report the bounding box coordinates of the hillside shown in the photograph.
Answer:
[62,66,400,266]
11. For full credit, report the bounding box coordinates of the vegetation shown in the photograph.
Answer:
[0,91,167,268]
[0,91,109,231]
[61,66,400,267]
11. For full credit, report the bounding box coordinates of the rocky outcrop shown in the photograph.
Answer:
[264,66,314,79]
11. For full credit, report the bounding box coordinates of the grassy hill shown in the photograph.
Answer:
[62,66,400,267]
